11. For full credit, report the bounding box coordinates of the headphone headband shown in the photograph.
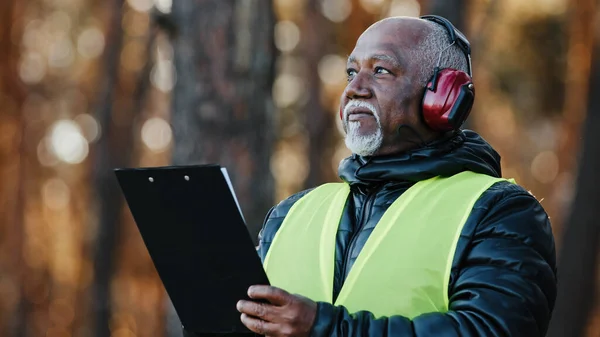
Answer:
[419,15,472,77]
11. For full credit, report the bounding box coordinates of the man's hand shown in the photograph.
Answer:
[236,285,317,337]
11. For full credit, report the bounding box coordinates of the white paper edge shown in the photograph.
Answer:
[221,167,246,224]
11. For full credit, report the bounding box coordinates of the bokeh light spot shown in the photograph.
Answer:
[19,52,46,84]
[150,60,177,92]
[77,27,105,59]
[154,0,172,14]
[531,151,559,184]
[49,120,89,164]
[275,20,301,52]
[321,0,353,23]
[273,74,304,108]
[359,0,386,14]
[42,178,71,211]
[141,117,173,152]
[38,138,59,167]
[127,0,154,12]
[270,143,309,186]
[48,37,75,69]
[386,0,420,17]
[156,35,174,61]
[22,20,43,50]
[318,54,347,86]
[74,114,102,143]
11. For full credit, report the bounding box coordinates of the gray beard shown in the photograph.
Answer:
[344,120,383,157]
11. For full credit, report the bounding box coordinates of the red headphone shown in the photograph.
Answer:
[419,15,475,132]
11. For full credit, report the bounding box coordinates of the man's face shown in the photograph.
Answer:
[340,18,428,156]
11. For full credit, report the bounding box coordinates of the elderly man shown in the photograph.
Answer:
[237,15,557,336]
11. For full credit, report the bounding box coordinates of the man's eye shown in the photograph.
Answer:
[375,67,390,75]
[346,69,357,81]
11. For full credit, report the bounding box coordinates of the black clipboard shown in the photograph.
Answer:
[115,164,269,335]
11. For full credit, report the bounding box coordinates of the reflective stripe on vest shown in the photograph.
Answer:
[263,171,511,319]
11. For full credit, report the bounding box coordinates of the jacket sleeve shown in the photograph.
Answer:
[256,189,314,261]
[256,206,275,257]
[310,183,558,337]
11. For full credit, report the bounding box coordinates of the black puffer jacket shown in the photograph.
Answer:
[257,130,557,337]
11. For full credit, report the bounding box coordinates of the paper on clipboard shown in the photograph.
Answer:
[220,168,246,224]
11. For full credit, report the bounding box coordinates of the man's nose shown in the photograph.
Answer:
[345,73,373,99]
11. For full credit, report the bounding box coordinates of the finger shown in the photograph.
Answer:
[248,285,290,305]
[236,300,275,321]
[240,313,279,336]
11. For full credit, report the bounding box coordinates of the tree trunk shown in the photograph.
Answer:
[546,32,600,337]
[169,0,276,333]
[554,0,596,244]
[170,0,276,240]
[89,1,130,336]
[424,0,466,31]
[0,0,27,335]
[302,0,337,188]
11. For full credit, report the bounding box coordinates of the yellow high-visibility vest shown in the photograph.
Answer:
[263,171,511,319]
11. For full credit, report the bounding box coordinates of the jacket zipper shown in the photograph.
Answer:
[333,185,381,301]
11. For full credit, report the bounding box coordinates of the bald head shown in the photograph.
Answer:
[360,16,432,43]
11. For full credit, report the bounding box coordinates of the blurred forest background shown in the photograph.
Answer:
[0,0,599,336]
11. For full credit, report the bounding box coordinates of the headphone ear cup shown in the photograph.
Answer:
[422,68,474,131]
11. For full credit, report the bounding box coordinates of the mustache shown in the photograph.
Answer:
[343,100,378,122]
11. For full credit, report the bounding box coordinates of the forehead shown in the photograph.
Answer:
[348,19,429,62]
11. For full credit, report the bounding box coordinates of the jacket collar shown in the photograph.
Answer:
[338,130,502,186]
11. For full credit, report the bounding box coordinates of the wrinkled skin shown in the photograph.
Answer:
[341,17,442,155]
[236,286,317,337]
